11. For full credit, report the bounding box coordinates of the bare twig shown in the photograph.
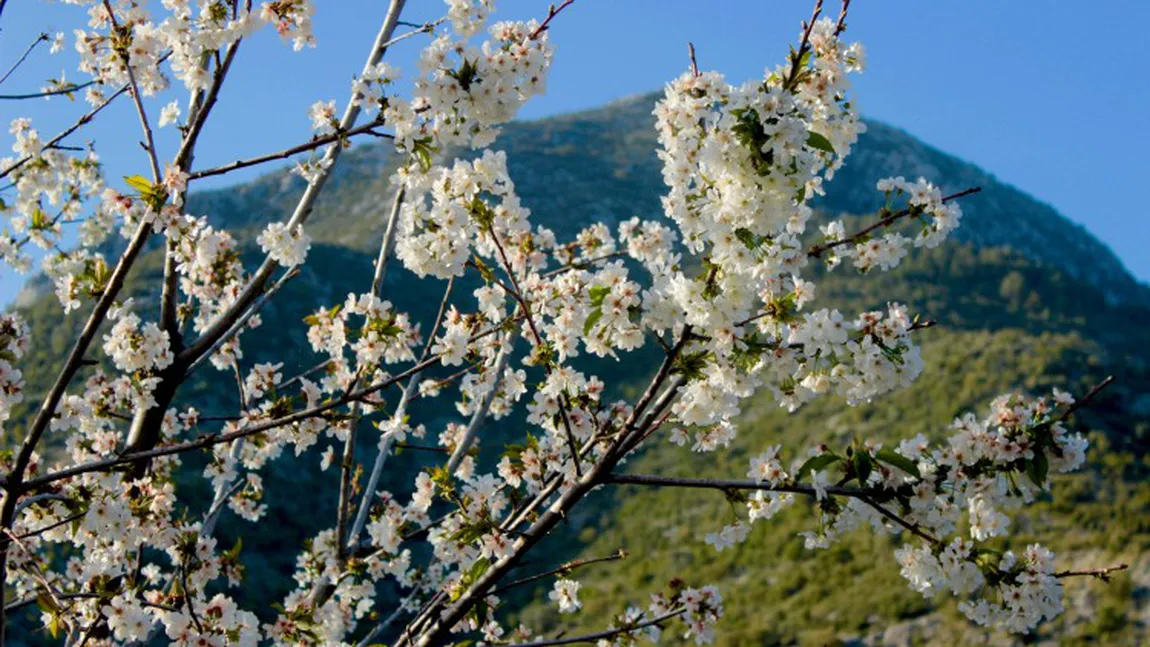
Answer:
[183,267,301,378]
[833,0,851,36]
[491,549,626,596]
[102,0,162,182]
[0,80,98,101]
[186,120,392,181]
[529,0,575,40]
[502,609,684,647]
[0,82,131,181]
[0,32,49,86]
[605,473,876,498]
[1053,563,1129,580]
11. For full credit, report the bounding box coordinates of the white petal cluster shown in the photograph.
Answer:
[257,221,311,267]
[397,149,527,279]
[102,306,174,375]
[388,11,554,153]
[0,313,29,434]
[549,578,582,613]
[722,388,1094,634]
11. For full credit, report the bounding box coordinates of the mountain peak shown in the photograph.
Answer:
[186,92,1146,304]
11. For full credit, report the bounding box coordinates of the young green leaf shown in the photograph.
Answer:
[1026,450,1049,489]
[806,131,835,155]
[796,453,841,481]
[123,174,154,193]
[875,448,921,479]
[583,307,603,335]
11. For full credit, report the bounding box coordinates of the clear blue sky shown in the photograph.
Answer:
[2,1,1147,305]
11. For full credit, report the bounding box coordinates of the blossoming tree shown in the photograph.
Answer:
[0,0,1128,644]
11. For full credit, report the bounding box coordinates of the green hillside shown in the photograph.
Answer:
[5,94,1148,645]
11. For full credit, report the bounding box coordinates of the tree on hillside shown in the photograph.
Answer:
[0,0,1127,645]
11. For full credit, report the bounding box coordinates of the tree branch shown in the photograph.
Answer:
[1053,563,1128,580]
[186,120,392,181]
[179,0,411,366]
[809,187,982,258]
[0,80,98,101]
[490,549,626,596]
[0,32,49,86]
[503,609,684,647]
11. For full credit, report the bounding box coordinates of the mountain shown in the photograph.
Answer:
[6,94,1148,646]
[169,93,1149,302]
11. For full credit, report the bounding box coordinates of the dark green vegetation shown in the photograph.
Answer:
[7,94,1148,645]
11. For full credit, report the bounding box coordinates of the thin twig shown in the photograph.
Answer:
[102,0,162,182]
[19,317,515,492]
[490,549,626,596]
[502,609,684,647]
[0,33,49,86]
[808,187,981,258]
[487,225,583,476]
[833,0,851,36]
[782,0,823,91]
[0,80,98,101]
[178,0,411,366]
[1053,563,1128,580]
[0,82,131,181]
[687,42,700,77]
[186,120,391,181]
[529,0,575,40]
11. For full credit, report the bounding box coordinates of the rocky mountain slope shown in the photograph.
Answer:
[171,92,1148,305]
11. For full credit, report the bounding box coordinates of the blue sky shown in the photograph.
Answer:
[2,1,1147,305]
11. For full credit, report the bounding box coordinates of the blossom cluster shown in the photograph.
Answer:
[0,0,1117,645]
[698,388,1093,634]
[817,176,965,272]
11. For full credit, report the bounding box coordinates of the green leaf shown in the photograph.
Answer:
[734,227,760,250]
[502,443,525,461]
[36,593,59,614]
[875,448,921,479]
[123,174,153,193]
[473,254,495,283]
[588,285,610,307]
[227,537,243,560]
[1026,450,1049,489]
[853,451,873,484]
[583,307,603,335]
[465,556,491,585]
[671,350,713,380]
[806,131,835,155]
[796,453,841,481]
